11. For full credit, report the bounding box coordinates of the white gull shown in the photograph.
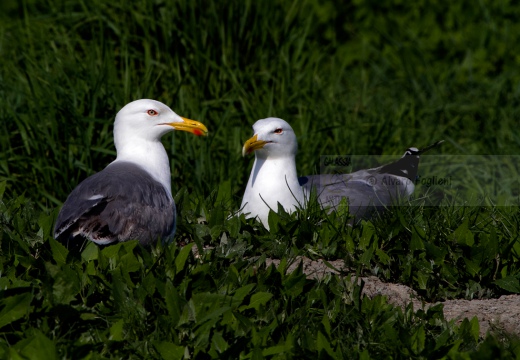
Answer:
[239,117,442,228]
[54,99,208,247]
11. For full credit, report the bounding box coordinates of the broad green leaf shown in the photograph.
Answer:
[494,275,520,293]
[375,248,390,265]
[37,211,55,239]
[359,223,375,250]
[142,272,156,296]
[178,298,196,326]
[434,328,452,351]
[424,241,447,263]
[165,281,182,325]
[241,292,273,311]
[410,325,425,354]
[48,237,68,266]
[249,347,263,360]
[463,258,481,277]
[417,272,429,290]
[262,344,289,356]
[0,181,6,200]
[267,209,280,232]
[469,317,480,342]
[85,261,96,276]
[109,319,124,341]
[283,271,306,297]
[52,265,81,304]
[216,180,231,204]
[277,257,288,275]
[458,317,480,343]
[175,243,194,273]
[410,227,425,251]
[194,223,210,240]
[81,241,99,261]
[197,306,231,330]
[227,215,240,238]
[7,348,23,360]
[0,277,9,290]
[359,349,371,360]
[513,239,520,257]
[316,330,334,357]
[211,331,229,354]
[13,330,56,360]
[360,247,374,266]
[80,313,97,321]
[451,219,474,246]
[11,233,30,255]
[193,321,213,347]
[321,313,331,336]
[101,242,124,258]
[233,284,256,303]
[0,293,33,329]
[153,341,184,359]
[345,233,355,253]
[119,252,142,273]
[210,224,225,240]
[477,230,498,262]
[110,270,126,307]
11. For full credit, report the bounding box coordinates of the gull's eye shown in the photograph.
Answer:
[274,128,283,134]
[147,109,159,116]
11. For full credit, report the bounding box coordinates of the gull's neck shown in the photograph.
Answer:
[113,139,172,196]
[240,155,304,226]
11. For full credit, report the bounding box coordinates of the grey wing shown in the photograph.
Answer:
[300,171,413,219]
[298,141,442,221]
[54,163,176,246]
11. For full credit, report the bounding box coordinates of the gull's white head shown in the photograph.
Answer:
[113,99,208,150]
[111,99,208,192]
[242,117,297,159]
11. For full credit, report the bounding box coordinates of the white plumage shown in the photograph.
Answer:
[240,117,442,229]
[54,99,208,247]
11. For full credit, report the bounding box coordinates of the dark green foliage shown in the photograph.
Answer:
[1,197,519,358]
[2,0,520,358]
[2,187,520,358]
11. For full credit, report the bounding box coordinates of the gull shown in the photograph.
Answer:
[239,117,442,228]
[54,99,208,247]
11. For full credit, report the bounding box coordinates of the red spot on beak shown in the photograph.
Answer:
[193,129,203,136]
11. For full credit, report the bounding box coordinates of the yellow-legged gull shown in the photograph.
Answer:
[54,99,208,247]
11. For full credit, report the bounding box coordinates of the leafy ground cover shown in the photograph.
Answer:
[2,0,520,358]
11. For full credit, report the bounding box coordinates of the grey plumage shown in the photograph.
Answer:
[53,99,208,248]
[54,162,175,247]
[239,117,443,228]
[299,141,443,220]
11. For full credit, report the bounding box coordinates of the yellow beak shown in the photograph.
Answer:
[242,134,269,157]
[169,117,208,136]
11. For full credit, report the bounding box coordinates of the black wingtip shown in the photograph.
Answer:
[417,140,444,154]
[381,140,444,181]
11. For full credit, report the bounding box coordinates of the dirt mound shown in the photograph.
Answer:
[265,257,520,337]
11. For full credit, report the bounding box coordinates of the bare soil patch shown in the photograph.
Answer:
[265,257,520,337]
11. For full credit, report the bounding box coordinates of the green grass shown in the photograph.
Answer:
[2,0,520,358]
